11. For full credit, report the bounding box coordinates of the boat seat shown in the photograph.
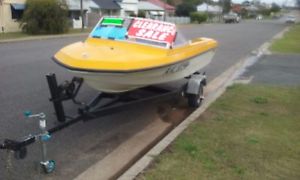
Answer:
[91,26,127,40]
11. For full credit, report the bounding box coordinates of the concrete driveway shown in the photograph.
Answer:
[244,54,300,85]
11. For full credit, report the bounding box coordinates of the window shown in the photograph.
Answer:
[10,4,25,20]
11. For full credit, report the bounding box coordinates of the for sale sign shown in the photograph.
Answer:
[128,18,177,46]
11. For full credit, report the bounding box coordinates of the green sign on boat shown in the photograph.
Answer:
[102,18,124,26]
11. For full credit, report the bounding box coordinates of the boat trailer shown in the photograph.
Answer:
[0,72,206,173]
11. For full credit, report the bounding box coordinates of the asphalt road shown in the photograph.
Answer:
[0,20,286,180]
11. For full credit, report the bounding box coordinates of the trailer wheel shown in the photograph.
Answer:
[188,83,204,108]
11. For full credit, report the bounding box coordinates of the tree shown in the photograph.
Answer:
[175,3,196,16]
[21,0,69,34]
[222,0,231,14]
[297,0,300,9]
[166,0,175,6]
[270,2,280,13]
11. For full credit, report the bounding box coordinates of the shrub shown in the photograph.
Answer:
[190,12,208,24]
[271,2,281,13]
[137,11,146,18]
[176,3,196,16]
[21,0,69,34]
[129,12,137,17]
[259,8,272,16]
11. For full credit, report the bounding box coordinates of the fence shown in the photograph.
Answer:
[151,16,191,24]
[166,16,191,24]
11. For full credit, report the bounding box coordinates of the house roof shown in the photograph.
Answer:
[92,0,121,10]
[146,0,175,11]
[232,4,242,13]
[89,0,100,9]
[138,1,163,11]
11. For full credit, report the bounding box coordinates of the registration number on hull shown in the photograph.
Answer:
[165,62,189,74]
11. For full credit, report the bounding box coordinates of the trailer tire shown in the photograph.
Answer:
[188,83,204,108]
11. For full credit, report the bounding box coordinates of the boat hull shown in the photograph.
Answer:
[69,49,216,93]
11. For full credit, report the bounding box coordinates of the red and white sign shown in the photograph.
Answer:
[128,18,176,46]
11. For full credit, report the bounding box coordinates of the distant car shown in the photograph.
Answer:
[223,13,240,23]
[285,15,296,24]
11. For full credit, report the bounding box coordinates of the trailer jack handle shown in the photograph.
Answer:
[0,111,56,173]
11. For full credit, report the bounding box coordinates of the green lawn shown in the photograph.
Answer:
[67,28,92,34]
[270,24,300,54]
[140,84,300,180]
[0,28,91,41]
[0,32,30,40]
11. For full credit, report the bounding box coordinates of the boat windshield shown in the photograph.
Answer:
[90,17,183,49]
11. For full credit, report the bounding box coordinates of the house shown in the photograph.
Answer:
[146,0,175,16]
[90,0,121,16]
[64,0,92,28]
[138,1,164,18]
[0,0,26,32]
[197,3,222,14]
[65,0,90,20]
[87,0,121,27]
[232,4,242,14]
[116,0,138,17]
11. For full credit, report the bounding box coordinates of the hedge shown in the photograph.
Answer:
[190,12,208,24]
[21,0,69,34]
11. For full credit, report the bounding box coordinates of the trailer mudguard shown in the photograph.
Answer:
[186,74,206,95]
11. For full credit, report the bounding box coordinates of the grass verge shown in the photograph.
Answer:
[270,24,300,54]
[140,84,300,180]
[0,32,30,40]
[0,28,91,41]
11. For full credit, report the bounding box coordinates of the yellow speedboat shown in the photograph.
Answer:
[53,17,218,93]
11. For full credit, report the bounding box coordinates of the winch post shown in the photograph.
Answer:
[46,73,66,122]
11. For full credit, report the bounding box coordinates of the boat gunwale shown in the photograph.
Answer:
[52,48,216,74]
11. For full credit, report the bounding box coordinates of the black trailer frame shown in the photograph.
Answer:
[0,71,206,173]
[0,73,187,157]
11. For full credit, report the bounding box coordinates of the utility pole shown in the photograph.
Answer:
[0,0,4,33]
[164,0,166,21]
[80,0,84,32]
